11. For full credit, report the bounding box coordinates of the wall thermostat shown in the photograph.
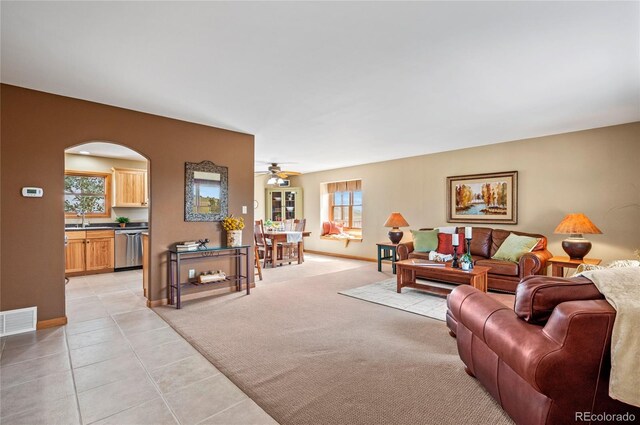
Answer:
[22,187,43,197]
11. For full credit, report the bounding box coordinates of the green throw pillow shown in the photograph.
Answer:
[411,229,438,252]
[492,234,540,263]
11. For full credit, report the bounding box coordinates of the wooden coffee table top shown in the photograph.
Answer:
[396,259,490,296]
[395,259,490,275]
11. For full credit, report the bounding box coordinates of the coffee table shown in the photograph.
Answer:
[396,259,490,297]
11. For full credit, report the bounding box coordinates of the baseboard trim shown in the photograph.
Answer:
[304,250,376,263]
[147,298,167,308]
[147,282,257,308]
[37,316,68,329]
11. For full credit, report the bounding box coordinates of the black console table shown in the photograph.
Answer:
[168,245,250,309]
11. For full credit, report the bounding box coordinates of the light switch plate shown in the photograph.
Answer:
[242,206,247,214]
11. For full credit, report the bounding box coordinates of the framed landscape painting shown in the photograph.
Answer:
[447,171,518,224]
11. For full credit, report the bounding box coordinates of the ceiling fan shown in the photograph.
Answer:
[255,162,301,184]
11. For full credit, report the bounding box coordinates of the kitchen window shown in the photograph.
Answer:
[328,180,362,230]
[64,171,112,218]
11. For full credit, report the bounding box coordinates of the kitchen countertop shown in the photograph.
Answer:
[65,224,149,231]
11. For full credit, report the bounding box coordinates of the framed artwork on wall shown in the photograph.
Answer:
[446,171,518,224]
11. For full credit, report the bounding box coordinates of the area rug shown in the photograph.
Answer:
[155,265,513,425]
[339,278,455,321]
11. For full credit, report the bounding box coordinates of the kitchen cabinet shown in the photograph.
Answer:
[65,233,86,274]
[265,188,303,222]
[65,230,114,276]
[112,167,148,207]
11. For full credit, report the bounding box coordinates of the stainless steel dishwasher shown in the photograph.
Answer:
[115,229,144,270]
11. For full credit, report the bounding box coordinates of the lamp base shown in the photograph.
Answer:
[561,237,592,261]
[388,229,403,244]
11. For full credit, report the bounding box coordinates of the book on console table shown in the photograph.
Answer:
[176,241,199,251]
[409,259,446,267]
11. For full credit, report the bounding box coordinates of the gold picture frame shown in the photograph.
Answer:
[446,171,518,224]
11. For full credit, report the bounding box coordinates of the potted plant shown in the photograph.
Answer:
[222,215,245,247]
[116,216,130,228]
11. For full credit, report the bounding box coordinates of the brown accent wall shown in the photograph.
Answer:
[1,85,254,320]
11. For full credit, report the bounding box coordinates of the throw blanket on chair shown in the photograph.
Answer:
[583,267,640,407]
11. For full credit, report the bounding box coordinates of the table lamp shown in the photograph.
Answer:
[383,212,409,244]
[554,213,602,260]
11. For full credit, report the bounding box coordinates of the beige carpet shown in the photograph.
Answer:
[155,260,513,425]
[339,278,452,321]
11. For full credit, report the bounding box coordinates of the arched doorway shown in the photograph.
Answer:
[63,141,152,311]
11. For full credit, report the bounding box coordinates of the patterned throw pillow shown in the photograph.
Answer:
[572,260,639,277]
[573,263,606,276]
[607,260,640,268]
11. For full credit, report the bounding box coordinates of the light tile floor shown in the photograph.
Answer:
[0,270,277,425]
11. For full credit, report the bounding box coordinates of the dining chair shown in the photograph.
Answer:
[254,219,282,268]
[254,220,272,268]
[293,218,306,262]
[283,219,306,264]
[254,245,262,281]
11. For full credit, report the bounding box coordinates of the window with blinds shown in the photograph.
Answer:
[327,180,362,229]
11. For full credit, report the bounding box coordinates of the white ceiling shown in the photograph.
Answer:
[2,2,639,174]
[66,142,147,162]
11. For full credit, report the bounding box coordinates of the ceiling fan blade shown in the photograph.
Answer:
[281,171,301,176]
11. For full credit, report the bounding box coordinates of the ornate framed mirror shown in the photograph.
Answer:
[185,161,228,221]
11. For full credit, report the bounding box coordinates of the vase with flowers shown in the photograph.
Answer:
[222,215,245,247]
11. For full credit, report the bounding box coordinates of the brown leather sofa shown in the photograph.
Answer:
[397,227,553,293]
[446,275,640,425]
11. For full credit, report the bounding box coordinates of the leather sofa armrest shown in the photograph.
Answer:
[447,285,510,341]
[519,249,553,277]
[396,242,414,260]
[541,299,615,346]
[514,275,603,324]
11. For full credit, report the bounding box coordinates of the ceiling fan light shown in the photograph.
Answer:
[277,178,285,184]
[267,176,277,185]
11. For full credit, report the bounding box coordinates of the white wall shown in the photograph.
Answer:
[292,123,640,265]
[65,153,149,224]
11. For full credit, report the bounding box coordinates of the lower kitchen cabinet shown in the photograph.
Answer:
[65,236,86,274]
[65,230,114,276]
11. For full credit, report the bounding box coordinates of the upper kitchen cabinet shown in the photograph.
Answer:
[112,167,148,207]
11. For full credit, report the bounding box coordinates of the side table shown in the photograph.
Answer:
[377,242,399,274]
[547,256,602,277]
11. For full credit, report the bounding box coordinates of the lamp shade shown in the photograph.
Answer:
[384,212,409,228]
[554,213,602,235]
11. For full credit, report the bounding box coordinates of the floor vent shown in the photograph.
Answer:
[0,307,37,337]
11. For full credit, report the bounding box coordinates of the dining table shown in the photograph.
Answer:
[263,230,311,268]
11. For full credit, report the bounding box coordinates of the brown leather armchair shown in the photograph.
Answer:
[446,275,640,425]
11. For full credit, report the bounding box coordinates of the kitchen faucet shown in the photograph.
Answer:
[77,210,87,228]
